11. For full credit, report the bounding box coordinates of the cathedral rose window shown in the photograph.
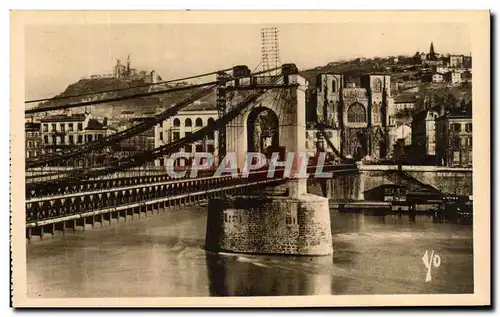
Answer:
[347,103,366,123]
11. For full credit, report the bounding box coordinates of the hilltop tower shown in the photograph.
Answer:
[429,42,437,61]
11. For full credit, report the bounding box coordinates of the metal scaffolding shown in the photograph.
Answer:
[260,28,281,75]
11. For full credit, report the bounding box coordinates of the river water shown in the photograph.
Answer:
[26,206,473,297]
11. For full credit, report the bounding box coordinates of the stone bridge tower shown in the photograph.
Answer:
[224,64,309,197]
[206,64,333,256]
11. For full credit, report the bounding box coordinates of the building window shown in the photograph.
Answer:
[185,132,192,137]
[69,135,74,145]
[466,123,472,132]
[51,124,57,132]
[159,158,165,166]
[373,78,383,93]
[60,135,65,144]
[68,123,74,132]
[98,134,103,140]
[44,135,49,144]
[331,79,337,93]
[461,137,467,146]
[52,135,57,145]
[207,118,215,138]
[77,135,83,144]
[195,144,203,152]
[159,131,163,141]
[87,134,93,142]
[27,141,32,148]
[372,103,380,123]
[60,123,65,132]
[185,144,193,153]
[195,118,203,127]
[185,118,192,127]
[453,151,460,164]
[207,144,215,153]
[77,123,83,131]
[451,123,461,132]
[43,124,48,132]
[347,103,366,123]
[173,118,181,127]
[173,132,180,140]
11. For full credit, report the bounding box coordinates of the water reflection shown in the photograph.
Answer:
[27,207,474,297]
[206,252,335,296]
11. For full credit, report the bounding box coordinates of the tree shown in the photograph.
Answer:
[413,51,421,64]
[444,92,458,108]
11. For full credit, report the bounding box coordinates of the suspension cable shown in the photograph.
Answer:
[27,67,284,166]
[26,84,217,168]
[25,81,218,115]
[31,76,285,187]
[25,68,232,104]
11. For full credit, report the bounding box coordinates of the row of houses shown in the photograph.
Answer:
[25,112,108,162]
[25,101,219,169]
[401,106,472,167]
[421,70,472,85]
[25,111,156,167]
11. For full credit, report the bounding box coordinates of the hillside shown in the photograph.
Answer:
[300,56,401,86]
[36,77,216,118]
[300,55,472,114]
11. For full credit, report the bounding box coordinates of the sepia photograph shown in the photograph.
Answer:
[10,10,490,307]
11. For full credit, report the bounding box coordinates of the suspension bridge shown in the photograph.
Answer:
[25,63,361,241]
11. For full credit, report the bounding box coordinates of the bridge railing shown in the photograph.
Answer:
[25,168,292,225]
[25,163,360,224]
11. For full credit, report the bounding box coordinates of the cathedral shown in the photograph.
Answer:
[308,73,394,160]
[113,55,159,84]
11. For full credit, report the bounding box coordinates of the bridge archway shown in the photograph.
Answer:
[224,70,308,196]
[347,130,368,161]
[246,107,280,158]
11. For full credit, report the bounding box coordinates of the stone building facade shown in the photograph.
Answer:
[39,112,108,167]
[154,101,219,168]
[411,107,442,165]
[309,73,394,160]
[435,109,473,167]
[25,122,41,159]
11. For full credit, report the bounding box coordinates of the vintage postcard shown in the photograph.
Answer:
[11,10,490,307]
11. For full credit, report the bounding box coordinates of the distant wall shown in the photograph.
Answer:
[360,165,473,196]
[404,170,473,196]
[308,173,364,201]
[307,166,473,200]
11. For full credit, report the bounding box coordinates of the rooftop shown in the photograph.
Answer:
[394,94,417,103]
[40,114,87,122]
[86,119,106,130]
[183,101,217,111]
[438,107,472,120]
[25,122,41,131]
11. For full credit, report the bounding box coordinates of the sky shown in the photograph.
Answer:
[25,23,471,101]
